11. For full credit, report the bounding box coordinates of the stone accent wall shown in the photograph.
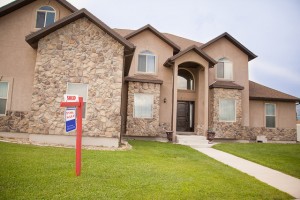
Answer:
[126,81,163,136]
[28,17,124,138]
[241,127,296,141]
[195,123,204,135]
[209,88,243,138]
[0,111,29,133]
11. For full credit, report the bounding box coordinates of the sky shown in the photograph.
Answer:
[0,0,299,98]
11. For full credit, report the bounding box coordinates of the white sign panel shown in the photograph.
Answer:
[64,94,79,102]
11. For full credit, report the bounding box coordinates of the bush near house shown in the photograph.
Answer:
[213,143,300,179]
[0,141,291,199]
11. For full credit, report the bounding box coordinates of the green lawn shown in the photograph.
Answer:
[213,143,300,179]
[0,141,291,199]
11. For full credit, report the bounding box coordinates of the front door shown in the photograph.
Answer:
[176,101,194,132]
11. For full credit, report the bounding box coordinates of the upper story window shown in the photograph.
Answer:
[36,6,56,28]
[177,69,194,90]
[138,50,156,73]
[0,82,9,116]
[216,58,233,80]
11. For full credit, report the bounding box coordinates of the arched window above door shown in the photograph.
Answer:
[177,69,194,90]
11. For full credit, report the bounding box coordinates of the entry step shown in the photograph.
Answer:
[176,135,209,146]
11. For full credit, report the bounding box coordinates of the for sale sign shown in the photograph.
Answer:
[65,108,76,133]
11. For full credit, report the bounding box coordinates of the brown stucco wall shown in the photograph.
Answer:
[0,0,72,112]
[249,100,297,129]
[28,17,124,138]
[202,37,250,127]
[126,30,174,131]
[0,0,72,133]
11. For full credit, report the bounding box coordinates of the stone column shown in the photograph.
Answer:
[204,66,209,134]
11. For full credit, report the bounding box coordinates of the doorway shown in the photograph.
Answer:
[176,101,194,132]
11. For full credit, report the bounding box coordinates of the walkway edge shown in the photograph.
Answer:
[194,147,300,199]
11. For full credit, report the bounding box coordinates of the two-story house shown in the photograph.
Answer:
[1,0,299,147]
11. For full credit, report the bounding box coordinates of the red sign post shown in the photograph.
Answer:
[60,96,83,176]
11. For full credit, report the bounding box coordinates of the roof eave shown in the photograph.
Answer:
[124,24,181,53]
[25,9,135,51]
[250,97,300,103]
[200,32,257,61]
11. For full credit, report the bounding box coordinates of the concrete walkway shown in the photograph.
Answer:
[194,147,300,199]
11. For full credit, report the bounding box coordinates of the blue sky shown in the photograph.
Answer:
[1,0,300,98]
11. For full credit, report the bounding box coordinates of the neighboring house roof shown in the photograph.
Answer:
[200,32,257,61]
[0,0,78,17]
[249,81,300,102]
[125,74,163,84]
[209,81,244,90]
[114,28,202,50]
[164,45,217,68]
[25,8,135,52]
[123,24,181,53]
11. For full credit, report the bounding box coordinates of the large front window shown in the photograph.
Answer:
[177,69,194,90]
[265,103,276,128]
[216,58,233,80]
[134,93,153,118]
[138,50,156,73]
[67,83,88,118]
[219,99,236,122]
[36,6,56,28]
[0,82,8,116]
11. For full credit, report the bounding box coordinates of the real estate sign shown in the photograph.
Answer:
[65,108,76,133]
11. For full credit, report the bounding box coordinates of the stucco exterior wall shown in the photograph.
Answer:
[202,37,250,127]
[0,0,72,112]
[28,17,124,138]
[126,30,174,131]
[249,100,296,129]
[126,81,162,136]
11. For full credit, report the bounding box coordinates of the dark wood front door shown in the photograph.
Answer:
[176,101,194,132]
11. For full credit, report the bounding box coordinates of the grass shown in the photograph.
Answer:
[213,143,300,179]
[0,141,292,199]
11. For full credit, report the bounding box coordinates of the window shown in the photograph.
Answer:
[265,103,276,128]
[219,99,236,122]
[67,83,88,118]
[138,50,156,73]
[134,93,153,118]
[0,82,9,116]
[36,6,56,28]
[177,69,194,90]
[216,58,233,80]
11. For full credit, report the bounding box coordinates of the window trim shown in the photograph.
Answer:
[265,103,276,128]
[215,58,233,81]
[66,83,89,120]
[218,98,236,122]
[35,6,56,29]
[177,68,195,91]
[133,93,154,119]
[0,81,9,116]
[136,50,157,74]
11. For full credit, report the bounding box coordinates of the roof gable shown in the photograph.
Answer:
[124,24,180,53]
[164,45,217,68]
[249,81,300,102]
[200,32,257,61]
[25,8,135,52]
[0,0,77,17]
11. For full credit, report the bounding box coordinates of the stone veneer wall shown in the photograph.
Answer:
[28,17,124,138]
[209,88,243,138]
[126,81,163,136]
[0,111,29,133]
[209,88,296,141]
